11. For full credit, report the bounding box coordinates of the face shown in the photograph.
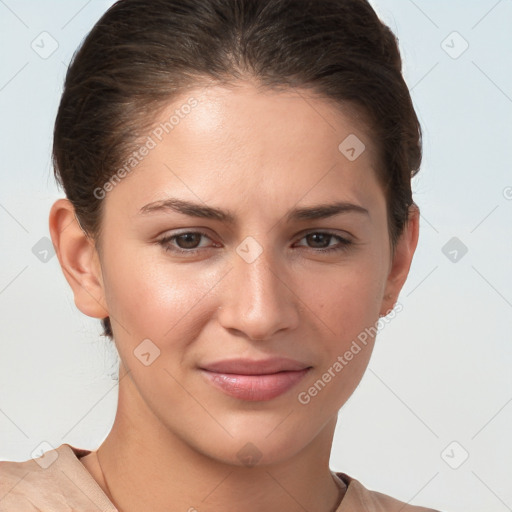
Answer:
[71,81,410,466]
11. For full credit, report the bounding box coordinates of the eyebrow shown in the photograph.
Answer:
[138,198,369,222]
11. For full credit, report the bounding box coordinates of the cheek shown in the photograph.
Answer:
[101,248,225,343]
[294,263,384,412]
[301,257,386,341]
[101,231,387,351]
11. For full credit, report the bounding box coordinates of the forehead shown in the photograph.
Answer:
[168,80,378,161]
[104,81,383,216]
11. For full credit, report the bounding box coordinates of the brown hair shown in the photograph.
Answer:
[53,0,422,340]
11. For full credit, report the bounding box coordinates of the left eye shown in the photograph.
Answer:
[157,231,352,255]
[294,232,351,252]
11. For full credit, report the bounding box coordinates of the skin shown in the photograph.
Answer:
[49,80,419,512]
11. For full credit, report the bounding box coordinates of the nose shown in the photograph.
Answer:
[217,243,300,341]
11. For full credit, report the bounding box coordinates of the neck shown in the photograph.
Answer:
[87,366,346,512]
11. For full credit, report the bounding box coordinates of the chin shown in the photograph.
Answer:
[194,422,316,468]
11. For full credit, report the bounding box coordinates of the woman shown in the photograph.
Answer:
[0,0,442,510]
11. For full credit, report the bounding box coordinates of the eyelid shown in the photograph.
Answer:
[157,228,354,256]
[296,227,353,239]
[157,229,218,253]
[293,230,353,249]
[158,228,351,243]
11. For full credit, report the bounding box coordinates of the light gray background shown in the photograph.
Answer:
[1,1,511,511]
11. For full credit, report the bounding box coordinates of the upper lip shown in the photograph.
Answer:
[200,357,311,375]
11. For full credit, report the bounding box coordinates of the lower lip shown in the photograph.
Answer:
[201,368,311,401]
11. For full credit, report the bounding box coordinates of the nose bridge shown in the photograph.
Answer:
[240,245,280,307]
[219,237,299,340]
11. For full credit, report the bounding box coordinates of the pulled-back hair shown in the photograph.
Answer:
[53,0,422,339]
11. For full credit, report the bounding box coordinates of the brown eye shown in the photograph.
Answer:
[305,233,332,248]
[295,231,353,253]
[158,231,216,254]
[175,232,202,249]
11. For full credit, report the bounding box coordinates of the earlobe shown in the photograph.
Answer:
[48,198,108,320]
[379,204,420,317]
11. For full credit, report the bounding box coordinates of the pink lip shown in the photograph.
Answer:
[199,358,312,401]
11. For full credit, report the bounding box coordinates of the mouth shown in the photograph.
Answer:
[199,357,312,401]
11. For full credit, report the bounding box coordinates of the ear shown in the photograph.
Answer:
[48,198,108,320]
[379,203,420,316]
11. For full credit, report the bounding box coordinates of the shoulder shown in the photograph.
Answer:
[334,472,443,512]
[0,444,116,512]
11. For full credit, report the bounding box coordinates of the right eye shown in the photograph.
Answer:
[157,230,220,255]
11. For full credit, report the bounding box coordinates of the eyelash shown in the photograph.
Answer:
[157,230,353,255]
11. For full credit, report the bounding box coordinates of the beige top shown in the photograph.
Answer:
[0,444,441,511]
